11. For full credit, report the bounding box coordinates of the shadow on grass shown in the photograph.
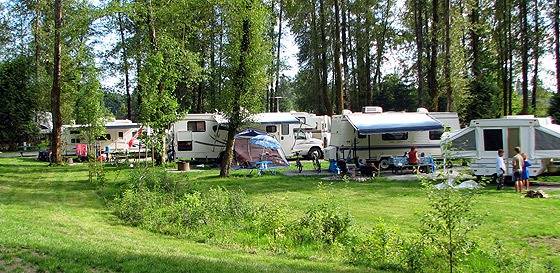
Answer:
[1,243,372,273]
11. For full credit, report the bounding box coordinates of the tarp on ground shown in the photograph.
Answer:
[233,129,289,169]
[345,112,443,135]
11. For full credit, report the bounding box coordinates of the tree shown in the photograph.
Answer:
[520,0,529,114]
[318,0,333,116]
[219,0,271,177]
[333,0,344,113]
[51,0,63,164]
[555,0,560,94]
[443,0,452,111]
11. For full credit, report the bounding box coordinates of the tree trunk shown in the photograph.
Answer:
[118,11,132,121]
[555,0,560,94]
[470,0,480,79]
[311,1,325,114]
[274,0,283,112]
[531,0,539,111]
[365,14,372,106]
[34,0,41,78]
[50,0,63,164]
[333,0,343,114]
[319,0,333,116]
[443,0,452,111]
[520,0,529,114]
[373,0,392,98]
[507,0,513,114]
[220,18,251,178]
[414,0,425,107]
[340,0,351,110]
[428,0,439,110]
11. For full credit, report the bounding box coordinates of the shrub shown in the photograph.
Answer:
[125,167,180,194]
[112,189,149,226]
[294,203,352,245]
[346,222,401,269]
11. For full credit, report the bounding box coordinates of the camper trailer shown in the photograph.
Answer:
[443,115,560,177]
[171,113,229,162]
[171,112,325,162]
[290,112,332,147]
[324,107,460,168]
[63,119,144,155]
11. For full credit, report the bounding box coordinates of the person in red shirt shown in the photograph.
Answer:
[407,146,420,174]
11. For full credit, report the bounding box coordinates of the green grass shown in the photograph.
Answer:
[1,157,559,272]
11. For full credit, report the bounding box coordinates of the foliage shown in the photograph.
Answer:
[293,202,353,245]
[0,55,39,148]
[419,176,481,273]
[549,93,560,123]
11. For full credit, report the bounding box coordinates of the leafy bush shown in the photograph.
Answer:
[346,222,400,269]
[293,203,352,245]
[125,167,180,194]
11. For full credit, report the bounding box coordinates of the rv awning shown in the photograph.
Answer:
[346,112,443,134]
[253,112,300,124]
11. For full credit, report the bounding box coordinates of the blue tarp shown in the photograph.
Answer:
[346,112,443,134]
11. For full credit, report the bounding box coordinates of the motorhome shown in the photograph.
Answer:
[63,119,144,155]
[290,112,331,147]
[171,112,325,162]
[443,115,560,177]
[324,107,460,168]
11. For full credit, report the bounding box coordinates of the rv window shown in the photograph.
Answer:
[118,132,124,139]
[535,129,560,150]
[483,129,503,151]
[177,141,193,151]
[266,125,277,133]
[451,130,476,151]
[187,121,206,132]
[97,134,111,141]
[281,124,289,135]
[70,130,80,135]
[382,132,408,141]
[429,129,444,140]
[295,131,307,140]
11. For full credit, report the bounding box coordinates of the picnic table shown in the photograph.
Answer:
[389,156,435,174]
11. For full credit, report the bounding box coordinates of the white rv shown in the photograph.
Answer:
[171,113,229,162]
[171,112,325,162]
[290,112,332,147]
[443,115,560,177]
[63,119,144,155]
[324,107,460,168]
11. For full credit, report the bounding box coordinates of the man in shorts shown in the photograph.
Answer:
[495,149,506,190]
[512,147,524,192]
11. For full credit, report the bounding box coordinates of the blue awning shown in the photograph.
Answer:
[252,112,300,124]
[346,112,443,134]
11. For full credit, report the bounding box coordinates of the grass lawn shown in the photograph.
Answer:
[1,157,559,272]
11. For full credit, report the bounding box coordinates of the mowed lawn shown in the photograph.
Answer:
[0,157,559,272]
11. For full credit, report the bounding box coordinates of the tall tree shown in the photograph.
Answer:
[318,0,333,116]
[117,10,132,120]
[428,0,439,110]
[530,0,540,111]
[555,0,560,94]
[50,0,63,164]
[340,0,351,110]
[520,0,529,114]
[414,0,426,107]
[443,0,452,111]
[274,0,283,112]
[333,0,344,113]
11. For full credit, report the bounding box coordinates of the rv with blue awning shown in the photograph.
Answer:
[324,107,460,169]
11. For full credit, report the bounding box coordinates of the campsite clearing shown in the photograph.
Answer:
[1,158,559,272]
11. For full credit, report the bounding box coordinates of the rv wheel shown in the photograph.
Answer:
[308,147,323,159]
[379,159,390,170]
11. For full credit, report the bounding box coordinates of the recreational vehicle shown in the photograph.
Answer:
[62,119,145,155]
[443,115,560,177]
[324,107,460,168]
[290,112,332,147]
[171,112,325,162]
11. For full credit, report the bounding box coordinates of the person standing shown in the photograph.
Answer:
[496,149,506,190]
[512,147,524,192]
[407,146,420,174]
[521,153,532,190]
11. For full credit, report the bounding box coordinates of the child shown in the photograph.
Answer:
[521,153,532,190]
[495,149,505,190]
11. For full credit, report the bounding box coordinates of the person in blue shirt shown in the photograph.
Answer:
[521,153,532,191]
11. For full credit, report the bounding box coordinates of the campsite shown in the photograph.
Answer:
[2,0,560,272]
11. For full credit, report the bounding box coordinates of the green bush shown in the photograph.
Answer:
[346,222,400,269]
[293,203,352,245]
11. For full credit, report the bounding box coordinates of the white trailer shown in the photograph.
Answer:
[171,112,325,162]
[324,107,459,168]
[63,119,144,155]
[443,115,560,177]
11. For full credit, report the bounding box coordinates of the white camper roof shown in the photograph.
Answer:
[344,112,443,135]
[252,112,300,124]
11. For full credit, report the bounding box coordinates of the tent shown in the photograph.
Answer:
[233,129,289,170]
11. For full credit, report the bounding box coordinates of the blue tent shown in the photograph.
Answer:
[233,130,289,171]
